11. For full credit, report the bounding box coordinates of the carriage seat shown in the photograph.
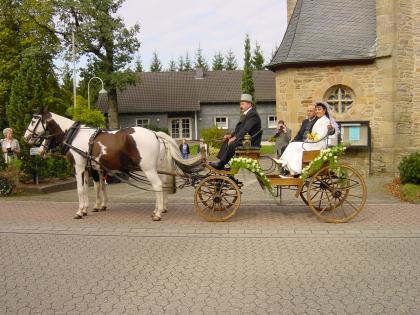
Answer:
[302,150,320,166]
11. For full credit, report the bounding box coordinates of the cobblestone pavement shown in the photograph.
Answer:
[1,173,419,314]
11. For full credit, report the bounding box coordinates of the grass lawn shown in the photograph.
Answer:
[401,183,420,203]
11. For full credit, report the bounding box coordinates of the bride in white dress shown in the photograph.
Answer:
[276,103,331,176]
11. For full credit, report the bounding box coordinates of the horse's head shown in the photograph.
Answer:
[23,107,51,145]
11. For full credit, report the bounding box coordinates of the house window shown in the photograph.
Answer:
[268,115,277,128]
[325,85,354,114]
[136,119,149,127]
[214,117,228,129]
[170,118,191,139]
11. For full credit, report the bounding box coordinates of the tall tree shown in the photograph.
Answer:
[7,49,44,142]
[211,52,224,70]
[36,0,141,129]
[0,0,59,129]
[134,55,143,72]
[224,50,238,70]
[150,52,162,72]
[252,42,265,70]
[167,59,177,71]
[241,34,255,103]
[194,46,208,70]
[184,52,193,71]
[178,56,185,71]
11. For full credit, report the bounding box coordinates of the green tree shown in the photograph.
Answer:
[184,52,193,71]
[134,55,143,72]
[150,52,163,72]
[194,46,208,70]
[43,0,141,129]
[168,59,177,71]
[178,56,185,71]
[224,49,238,70]
[211,52,224,70]
[241,34,255,103]
[0,0,59,130]
[252,42,265,70]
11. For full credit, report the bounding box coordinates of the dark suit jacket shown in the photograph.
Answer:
[292,117,318,142]
[179,143,190,154]
[232,107,262,147]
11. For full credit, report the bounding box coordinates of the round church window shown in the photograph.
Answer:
[324,85,354,114]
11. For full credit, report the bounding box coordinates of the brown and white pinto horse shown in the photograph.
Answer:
[23,108,202,220]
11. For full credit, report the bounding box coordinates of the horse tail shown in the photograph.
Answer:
[156,132,204,174]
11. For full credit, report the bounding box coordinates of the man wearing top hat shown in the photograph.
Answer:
[209,93,262,170]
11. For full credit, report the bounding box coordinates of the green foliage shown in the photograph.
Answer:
[241,34,255,103]
[0,177,13,197]
[252,42,265,70]
[184,52,193,71]
[66,102,106,128]
[229,157,274,196]
[7,49,44,141]
[134,55,143,72]
[194,46,208,70]
[200,125,226,149]
[212,52,224,70]
[146,124,169,134]
[168,60,177,71]
[224,50,238,70]
[399,152,420,184]
[54,0,141,128]
[150,52,163,72]
[401,183,420,203]
[19,155,73,181]
[260,145,275,155]
[300,145,347,181]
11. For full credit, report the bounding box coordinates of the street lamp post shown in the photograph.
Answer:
[87,77,107,109]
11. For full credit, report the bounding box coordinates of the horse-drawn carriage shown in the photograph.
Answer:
[24,109,367,223]
[194,144,367,223]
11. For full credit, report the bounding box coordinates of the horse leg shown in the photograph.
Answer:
[81,171,89,216]
[143,170,164,221]
[91,170,102,212]
[74,170,88,219]
[99,173,108,211]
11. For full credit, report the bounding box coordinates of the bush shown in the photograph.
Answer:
[146,123,169,134]
[398,152,420,184]
[200,125,226,149]
[66,103,105,128]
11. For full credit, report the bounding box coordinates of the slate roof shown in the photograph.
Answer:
[267,0,376,70]
[97,70,275,113]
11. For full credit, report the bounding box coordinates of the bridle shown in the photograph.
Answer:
[25,114,47,146]
[25,114,63,151]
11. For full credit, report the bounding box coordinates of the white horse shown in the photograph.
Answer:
[23,108,203,220]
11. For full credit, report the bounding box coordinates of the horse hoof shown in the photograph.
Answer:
[162,209,167,213]
[152,215,161,221]
[92,208,99,212]
[100,206,107,211]
[83,212,87,216]
[74,214,83,219]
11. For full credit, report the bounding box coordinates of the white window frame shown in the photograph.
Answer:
[214,116,229,129]
[169,118,192,140]
[267,115,277,128]
[136,118,149,127]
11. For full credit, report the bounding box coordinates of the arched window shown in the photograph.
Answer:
[324,85,354,114]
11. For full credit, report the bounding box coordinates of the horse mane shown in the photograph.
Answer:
[156,132,204,174]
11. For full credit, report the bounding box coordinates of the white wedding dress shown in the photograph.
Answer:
[278,115,330,175]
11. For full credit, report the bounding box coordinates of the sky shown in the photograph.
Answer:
[119,0,288,70]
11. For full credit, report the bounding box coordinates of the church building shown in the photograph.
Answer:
[267,0,420,174]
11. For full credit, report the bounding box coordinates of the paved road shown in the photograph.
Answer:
[1,173,419,314]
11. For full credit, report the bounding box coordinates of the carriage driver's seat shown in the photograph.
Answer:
[234,133,261,160]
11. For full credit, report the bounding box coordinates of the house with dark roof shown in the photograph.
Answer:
[266,0,420,174]
[98,69,277,141]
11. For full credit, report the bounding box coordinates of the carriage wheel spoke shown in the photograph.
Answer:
[343,199,359,211]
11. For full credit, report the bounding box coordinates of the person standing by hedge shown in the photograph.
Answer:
[1,128,20,163]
